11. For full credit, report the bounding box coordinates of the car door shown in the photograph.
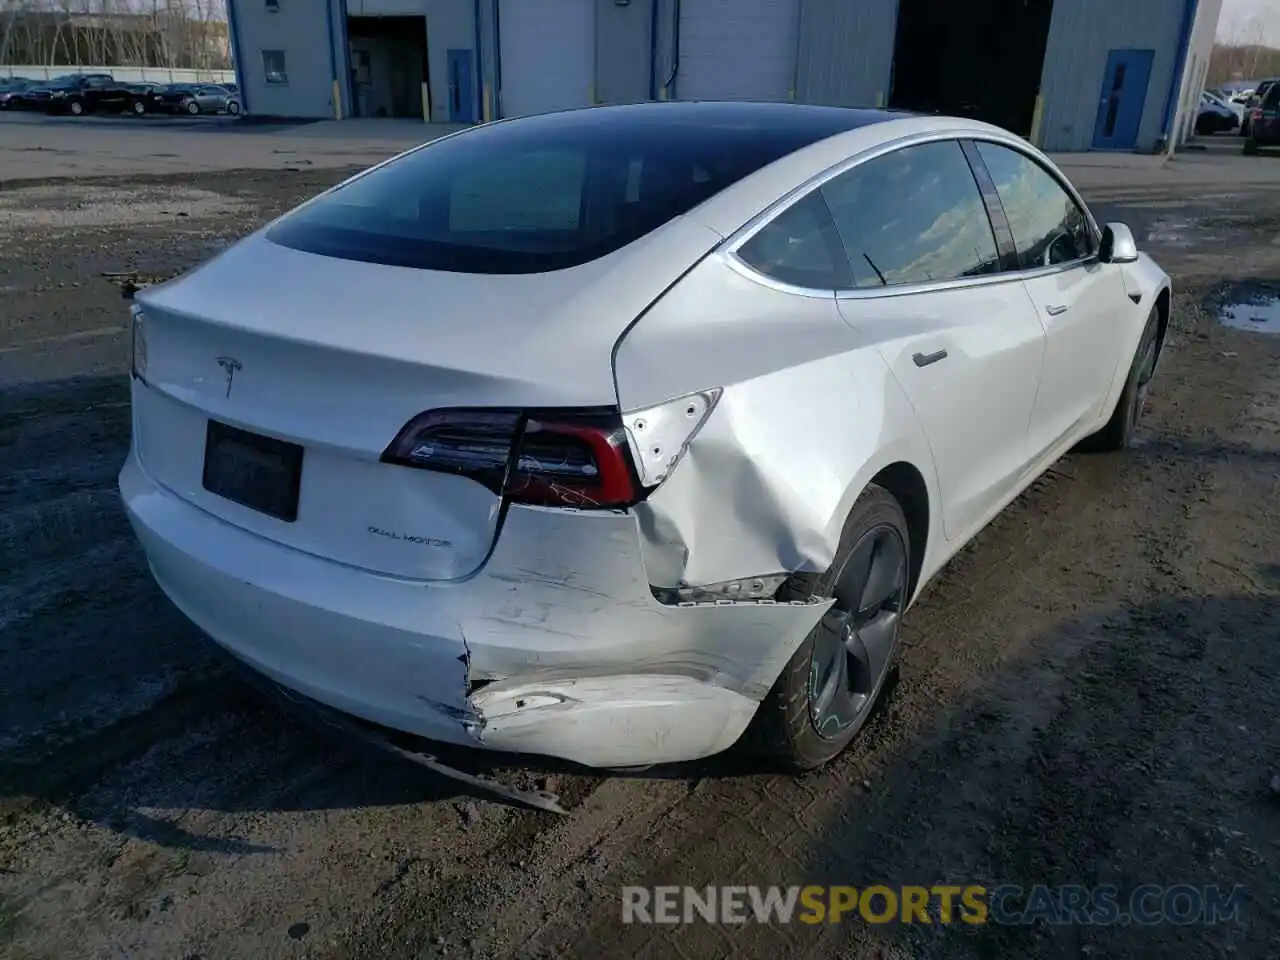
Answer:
[197,85,223,110]
[827,139,1047,541]
[969,140,1131,456]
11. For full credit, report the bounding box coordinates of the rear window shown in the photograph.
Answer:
[1265,84,1280,108]
[266,105,852,274]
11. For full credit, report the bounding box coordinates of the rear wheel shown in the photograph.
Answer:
[1243,138,1260,156]
[131,100,146,116]
[68,99,84,116]
[1079,306,1160,453]
[749,484,909,770]
[227,100,240,116]
[185,99,200,115]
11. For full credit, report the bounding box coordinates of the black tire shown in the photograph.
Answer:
[68,99,84,116]
[226,100,240,115]
[749,484,910,770]
[131,100,146,116]
[1195,115,1213,136]
[185,99,200,115]
[1079,306,1160,453]
[1243,138,1259,156]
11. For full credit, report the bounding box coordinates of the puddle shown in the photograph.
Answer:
[1144,214,1224,248]
[1217,283,1280,334]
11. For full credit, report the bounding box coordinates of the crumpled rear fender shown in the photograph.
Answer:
[614,255,943,595]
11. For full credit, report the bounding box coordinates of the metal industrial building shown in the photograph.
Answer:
[228,0,1222,153]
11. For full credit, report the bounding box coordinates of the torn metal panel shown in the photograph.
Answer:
[614,253,937,591]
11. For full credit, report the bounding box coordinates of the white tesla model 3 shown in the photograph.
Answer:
[120,102,1170,772]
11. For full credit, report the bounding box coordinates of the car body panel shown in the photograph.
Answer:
[120,104,1174,769]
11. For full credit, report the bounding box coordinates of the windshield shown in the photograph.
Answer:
[267,103,861,274]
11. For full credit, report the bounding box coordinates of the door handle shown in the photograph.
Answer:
[1045,303,1070,316]
[912,349,948,368]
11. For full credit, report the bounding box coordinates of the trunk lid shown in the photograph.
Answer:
[132,221,718,581]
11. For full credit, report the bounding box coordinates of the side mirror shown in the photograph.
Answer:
[1099,222,1140,264]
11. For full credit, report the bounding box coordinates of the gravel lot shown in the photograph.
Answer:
[1,143,1278,960]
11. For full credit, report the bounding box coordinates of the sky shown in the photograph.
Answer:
[1219,0,1280,45]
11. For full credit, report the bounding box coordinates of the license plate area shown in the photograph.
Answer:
[202,420,303,522]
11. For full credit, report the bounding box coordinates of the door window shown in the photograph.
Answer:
[974,142,1095,270]
[820,139,1001,288]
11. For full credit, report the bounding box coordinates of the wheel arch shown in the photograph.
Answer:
[869,461,930,602]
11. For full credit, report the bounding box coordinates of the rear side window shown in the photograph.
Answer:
[975,142,1095,269]
[1265,84,1280,108]
[820,140,1001,288]
[737,193,850,289]
[266,109,847,274]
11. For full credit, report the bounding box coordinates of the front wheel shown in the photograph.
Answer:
[1079,306,1160,453]
[226,100,240,115]
[131,100,146,116]
[185,99,200,115]
[68,100,84,116]
[749,484,910,770]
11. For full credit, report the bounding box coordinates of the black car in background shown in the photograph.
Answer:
[1244,81,1280,155]
[141,82,241,116]
[42,74,134,115]
[0,77,35,110]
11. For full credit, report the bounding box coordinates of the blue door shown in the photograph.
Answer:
[1091,49,1154,150]
[447,49,476,123]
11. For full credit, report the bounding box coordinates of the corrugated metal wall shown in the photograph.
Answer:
[1175,0,1224,144]
[1036,0,1184,152]
[595,0,653,104]
[794,0,897,108]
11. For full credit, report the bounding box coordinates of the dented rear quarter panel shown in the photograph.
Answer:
[613,253,944,599]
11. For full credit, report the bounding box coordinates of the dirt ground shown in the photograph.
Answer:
[1,160,1278,960]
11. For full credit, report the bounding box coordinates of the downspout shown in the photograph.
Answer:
[1160,0,1199,156]
[492,0,502,118]
[472,0,484,123]
[226,0,249,115]
[647,0,659,100]
[338,2,351,119]
[325,0,340,119]
[661,0,680,100]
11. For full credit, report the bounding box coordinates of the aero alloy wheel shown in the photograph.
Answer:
[750,484,911,770]
[807,524,907,739]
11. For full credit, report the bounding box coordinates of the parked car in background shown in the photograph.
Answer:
[122,82,165,114]
[1241,79,1278,137]
[1243,81,1280,155]
[44,74,135,115]
[0,77,34,110]
[143,82,240,116]
[1197,91,1241,134]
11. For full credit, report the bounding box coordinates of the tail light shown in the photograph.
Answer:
[1251,109,1263,123]
[382,407,640,508]
[382,390,719,510]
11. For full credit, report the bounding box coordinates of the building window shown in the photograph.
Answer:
[262,50,287,85]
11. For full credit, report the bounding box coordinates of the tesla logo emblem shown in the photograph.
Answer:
[215,356,242,398]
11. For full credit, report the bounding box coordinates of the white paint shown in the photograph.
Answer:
[674,0,799,101]
[498,0,594,117]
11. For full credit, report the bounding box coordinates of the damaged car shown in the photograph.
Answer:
[120,101,1170,774]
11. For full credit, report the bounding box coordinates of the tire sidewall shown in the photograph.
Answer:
[761,485,911,769]
[185,100,199,114]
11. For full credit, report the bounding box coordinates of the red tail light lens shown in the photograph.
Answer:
[1251,109,1263,122]
[381,408,641,509]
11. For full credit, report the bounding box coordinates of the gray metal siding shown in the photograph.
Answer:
[240,0,335,117]
[595,0,652,104]
[795,0,897,108]
[1037,0,1184,152]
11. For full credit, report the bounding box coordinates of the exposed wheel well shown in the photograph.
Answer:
[1154,286,1171,354]
[871,462,929,600]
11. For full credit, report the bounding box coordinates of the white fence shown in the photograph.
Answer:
[1,65,235,84]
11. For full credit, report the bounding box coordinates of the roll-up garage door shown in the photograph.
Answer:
[675,0,799,102]
[498,0,595,117]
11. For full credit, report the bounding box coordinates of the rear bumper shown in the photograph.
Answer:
[120,452,829,767]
